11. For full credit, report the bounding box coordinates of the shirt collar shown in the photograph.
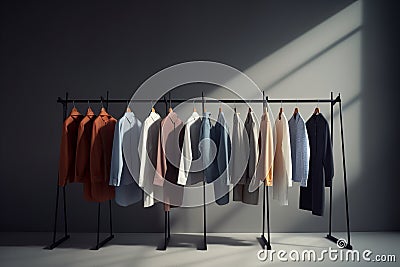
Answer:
[167,111,179,123]
[124,111,135,124]
[148,111,161,121]
[203,111,211,118]
[191,111,200,120]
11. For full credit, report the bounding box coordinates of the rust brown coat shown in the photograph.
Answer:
[89,108,116,202]
[58,108,83,186]
[75,107,96,201]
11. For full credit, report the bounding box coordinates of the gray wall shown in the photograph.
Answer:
[0,0,399,233]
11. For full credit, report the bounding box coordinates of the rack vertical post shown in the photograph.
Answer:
[325,93,352,249]
[45,92,70,250]
[91,91,115,250]
[259,92,272,250]
[160,95,170,251]
[199,92,207,250]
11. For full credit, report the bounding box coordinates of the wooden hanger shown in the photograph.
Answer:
[278,101,283,120]
[168,94,173,113]
[193,99,196,112]
[150,100,155,113]
[314,100,320,115]
[126,101,131,112]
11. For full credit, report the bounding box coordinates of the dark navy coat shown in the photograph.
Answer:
[299,113,334,216]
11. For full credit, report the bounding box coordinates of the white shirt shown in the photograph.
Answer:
[177,111,200,185]
[138,111,161,208]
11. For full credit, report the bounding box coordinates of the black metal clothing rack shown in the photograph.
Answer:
[48,91,351,251]
[47,92,115,250]
[263,92,352,250]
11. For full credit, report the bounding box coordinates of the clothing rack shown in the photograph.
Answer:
[46,92,115,250]
[48,91,351,251]
[264,92,352,250]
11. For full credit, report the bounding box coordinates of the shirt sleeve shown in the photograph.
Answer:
[153,121,166,186]
[301,122,310,187]
[283,118,292,187]
[90,120,104,183]
[178,122,192,185]
[217,118,230,185]
[138,120,148,188]
[323,122,334,187]
[265,116,274,187]
[109,119,122,186]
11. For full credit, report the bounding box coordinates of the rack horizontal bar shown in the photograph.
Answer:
[57,96,341,104]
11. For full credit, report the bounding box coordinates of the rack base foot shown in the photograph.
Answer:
[198,241,207,251]
[258,235,271,250]
[91,234,114,250]
[158,236,170,251]
[44,235,70,250]
[326,234,353,250]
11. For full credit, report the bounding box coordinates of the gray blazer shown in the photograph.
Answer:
[288,113,310,187]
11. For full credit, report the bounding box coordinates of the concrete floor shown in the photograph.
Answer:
[0,232,398,267]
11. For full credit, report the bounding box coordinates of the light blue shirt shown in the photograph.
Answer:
[110,112,143,206]
[288,113,310,187]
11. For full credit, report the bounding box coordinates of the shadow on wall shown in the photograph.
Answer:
[204,0,399,233]
[197,0,366,233]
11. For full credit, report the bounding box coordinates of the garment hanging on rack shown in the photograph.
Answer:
[213,111,231,205]
[300,113,334,216]
[58,107,83,186]
[153,111,184,211]
[233,109,259,205]
[89,108,116,202]
[109,111,142,207]
[138,111,162,208]
[75,107,96,201]
[177,111,202,186]
[231,111,249,187]
[255,108,274,187]
[272,112,292,206]
[288,112,310,187]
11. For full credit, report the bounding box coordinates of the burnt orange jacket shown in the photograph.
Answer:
[58,108,83,186]
[89,108,116,202]
[75,107,96,201]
